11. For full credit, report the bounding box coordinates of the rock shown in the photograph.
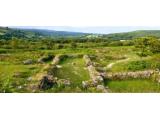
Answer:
[82,81,89,88]
[83,55,93,66]
[39,75,56,90]
[52,55,60,65]
[56,65,62,68]
[18,86,22,89]
[27,77,32,81]
[13,72,22,77]
[23,59,33,65]
[37,58,44,63]
[57,79,71,86]
[97,85,108,93]
[94,75,104,82]
[97,85,105,90]
[100,72,107,78]
[63,80,71,86]
[92,80,99,86]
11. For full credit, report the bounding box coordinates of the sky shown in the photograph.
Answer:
[11,26,160,34]
[1,0,160,34]
[1,0,160,27]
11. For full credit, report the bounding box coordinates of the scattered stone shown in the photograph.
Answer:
[37,58,44,63]
[27,77,32,81]
[92,80,99,86]
[54,77,58,80]
[63,80,71,86]
[94,75,104,82]
[57,79,71,87]
[97,85,108,93]
[52,55,61,65]
[13,72,22,77]
[39,75,56,90]
[23,59,33,65]
[97,85,105,90]
[82,81,89,88]
[56,65,62,68]
[18,86,22,89]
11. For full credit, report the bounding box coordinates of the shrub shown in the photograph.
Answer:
[0,49,7,54]
[136,51,152,57]
[127,60,151,71]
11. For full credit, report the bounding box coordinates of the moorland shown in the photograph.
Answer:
[0,27,160,93]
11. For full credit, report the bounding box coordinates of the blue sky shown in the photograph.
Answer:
[11,26,160,34]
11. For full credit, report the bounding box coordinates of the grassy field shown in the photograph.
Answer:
[0,46,160,93]
[107,79,160,93]
[54,57,90,86]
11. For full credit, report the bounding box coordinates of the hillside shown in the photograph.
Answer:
[102,30,160,40]
[0,27,88,40]
[1,27,160,41]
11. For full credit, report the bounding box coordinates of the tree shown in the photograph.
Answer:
[70,42,77,49]
[10,37,20,49]
[134,37,160,56]
[148,38,160,53]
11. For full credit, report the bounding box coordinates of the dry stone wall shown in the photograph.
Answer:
[104,70,160,81]
[83,55,109,93]
[30,54,70,91]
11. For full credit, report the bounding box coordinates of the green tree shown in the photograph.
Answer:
[148,38,160,53]
[10,37,20,49]
[70,42,77,49]
[134,37,160,56]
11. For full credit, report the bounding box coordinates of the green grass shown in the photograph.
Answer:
[54,57,90,87]
[0,61,42,92]
[0,46,160,93]
[107,79,160,93]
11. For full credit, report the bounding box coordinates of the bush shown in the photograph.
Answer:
[70,42,77,49]
[127,60,151,71]
[136,51,152,57]
[0,49,7,54]
[108,41,123,46]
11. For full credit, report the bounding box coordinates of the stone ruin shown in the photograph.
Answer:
[39,75,56,90]
[37,55,53,63]
[82,55,108,93]
[31,54,72,91]
[83,55,104,83]
[104,70,155,80]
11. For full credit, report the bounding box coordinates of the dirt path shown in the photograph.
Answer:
[106,58,130,69]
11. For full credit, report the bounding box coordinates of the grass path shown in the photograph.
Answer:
[106,58,130,69]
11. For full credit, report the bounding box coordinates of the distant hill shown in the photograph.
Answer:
[1,27,160,41]
[102,30,160,40]
[0,27,88,40]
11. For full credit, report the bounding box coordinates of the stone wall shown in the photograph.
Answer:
[83,55,108,93]
[83,55,104,83]
[104,70,159,80]
[30,55,64,91]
